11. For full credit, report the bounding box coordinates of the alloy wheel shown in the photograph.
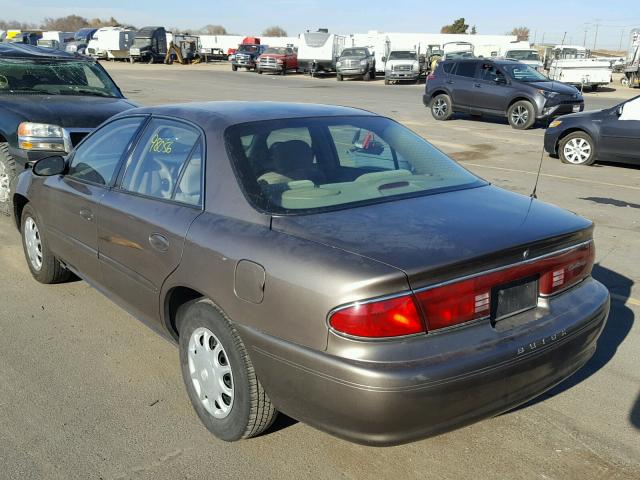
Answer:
[188,327,234,419]
[24,217,43,271]
[433,98,448,118]
[511,105,529,126]
[563,138,592,164]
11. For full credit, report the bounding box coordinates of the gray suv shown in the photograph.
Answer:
[336,47,376,81]
[423,58,584,129]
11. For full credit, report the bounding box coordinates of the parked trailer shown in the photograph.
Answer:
[38,31,74,50]
[88,27,136,60]
[298,29,346,75]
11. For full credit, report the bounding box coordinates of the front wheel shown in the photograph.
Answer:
[231,65,238,71]
[384,78,390,85]
[178,299,278,441]
[256,69,262,74]
[559,131,596,166]
[336,73,343,81]
[0,142,17,216]
[430,93,453,121]
[507,100,535,130]
[20,204,71,284]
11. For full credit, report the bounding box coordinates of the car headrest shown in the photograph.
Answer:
[270,140,314,173]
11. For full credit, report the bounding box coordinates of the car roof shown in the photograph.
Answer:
[125,101,376,127]
[441,58,521,65]
[0,43,87,60]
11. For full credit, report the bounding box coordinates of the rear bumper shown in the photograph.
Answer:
[240,278,609,445]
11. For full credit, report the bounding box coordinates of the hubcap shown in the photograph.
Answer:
[511,105,529,126]
[24,217,43,271]
[433,98,448,117]
[188,327,234,419]
[564,138,592,164]
[0,161,9,204]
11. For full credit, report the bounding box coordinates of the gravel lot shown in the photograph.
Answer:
[0,62,638,480]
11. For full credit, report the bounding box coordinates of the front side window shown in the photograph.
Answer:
[479,63,506,82]
[67,117,144,185]
[226,116,484,214]
[503,64,548,82]
[120,119,201,202]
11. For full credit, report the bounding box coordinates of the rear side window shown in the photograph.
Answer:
[453,61,477,78]
[442,63,454,74]
[67,117,144,186]
[120,118,201,203]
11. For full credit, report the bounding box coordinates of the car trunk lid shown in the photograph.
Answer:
[271,185,593,290]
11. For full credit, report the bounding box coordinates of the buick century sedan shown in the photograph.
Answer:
[12,102,610,445]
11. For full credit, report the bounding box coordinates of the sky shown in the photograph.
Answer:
[1,0,639,50]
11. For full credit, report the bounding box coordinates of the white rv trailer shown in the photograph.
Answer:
[547,45,612,90]
[297,30,347,74]
[87,27,136,60]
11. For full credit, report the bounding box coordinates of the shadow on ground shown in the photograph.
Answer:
[515,264,635,410]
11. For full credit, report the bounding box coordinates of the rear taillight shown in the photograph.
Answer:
[427,73,436,80]
[329,242,594,338]
[329,294,425,338]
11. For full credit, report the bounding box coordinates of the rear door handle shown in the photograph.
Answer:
[446,80,454,84]
[79,208,93,222]
[149,233,169,252]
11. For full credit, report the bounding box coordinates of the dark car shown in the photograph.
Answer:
[424,58,584,129]
[232,44,268,71]
[336,47,376,81]
[13,102,609,446]
[544,95,640,166]
[0,43,136,214]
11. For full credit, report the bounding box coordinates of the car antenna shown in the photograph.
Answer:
[531,31,567,199]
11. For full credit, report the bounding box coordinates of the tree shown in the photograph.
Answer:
[42,15,89,31]
[470,25,477,35]
[201,24,227,35]
[440,18,469,34]
[262,26,288,37]
[510,27,530,42]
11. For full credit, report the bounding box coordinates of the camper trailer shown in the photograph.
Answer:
[38,31,74,50]
[547,45,612,90]
[129,27,168,63]
[87,27,135,60]
[65,28,97,54]
[297,29,346,75]
[622,29,640,87]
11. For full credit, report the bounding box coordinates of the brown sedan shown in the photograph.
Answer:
[11,102,610,445]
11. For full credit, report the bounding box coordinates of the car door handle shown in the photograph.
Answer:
[474,83,481,88]
[79,208,93,222]
[148,233,169,252]
[446,80,454,84]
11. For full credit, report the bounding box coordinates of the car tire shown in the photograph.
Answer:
[178,299,278,442]
[0,142,17,216]
[20,204,71,284]
[147,56,155,65]
[591,84,599,92]
[507,100,535,130]
[337,74,343,81]
[363,71,370,81]
[370,69,376,80]
[257,69,262,74]
[559,131,596,166]
[231,65,238,71]
[281,64,287,76]
[430,93,453,121]
[384,78,390,85]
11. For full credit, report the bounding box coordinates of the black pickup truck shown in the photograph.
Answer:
[0,43,136,214]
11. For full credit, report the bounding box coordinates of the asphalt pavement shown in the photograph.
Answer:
[0,62,638,480]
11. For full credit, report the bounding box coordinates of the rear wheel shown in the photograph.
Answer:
[178,299,277,441]
[507,100,535,130]
[231,64,238,71]
[256,69,262,74]
[20,204,71,284]
[384,78,390,85]
[0,142,17,216]
[559,131,596,166]
[430,93,453,121]
[337,74,343,81]
[147,55,155,65]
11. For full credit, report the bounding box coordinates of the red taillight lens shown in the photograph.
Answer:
[329,295,425,338]
[539,242,594,295]
[427,73,436,80]
[415,242,594,331]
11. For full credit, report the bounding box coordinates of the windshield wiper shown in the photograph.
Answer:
[7,88,52,95]
[61,89,115,98]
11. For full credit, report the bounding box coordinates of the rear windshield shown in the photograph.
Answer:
[225,116,484,214]
[389,51,416,60]
[0,59,122,97]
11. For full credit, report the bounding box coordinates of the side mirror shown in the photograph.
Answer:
[617,105,624,116]
[381,56,386,62]
[32,155,66,176]
[494,76,507,84]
